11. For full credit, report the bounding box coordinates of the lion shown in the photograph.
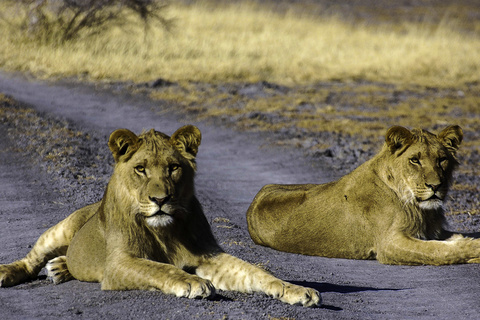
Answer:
[247,125,480,265]
[0,125,320,307]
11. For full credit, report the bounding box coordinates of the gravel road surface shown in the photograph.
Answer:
[0,72,479,319]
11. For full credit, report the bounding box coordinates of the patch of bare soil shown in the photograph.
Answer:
[0,72,479,319]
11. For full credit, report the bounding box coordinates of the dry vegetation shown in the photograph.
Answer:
[0,1,479,215]
[1,1,480,86]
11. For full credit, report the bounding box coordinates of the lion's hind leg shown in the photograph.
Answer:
[0,260,36,287]
[0,202,99,287]
[0,221,70,287]
[46,256,73,284]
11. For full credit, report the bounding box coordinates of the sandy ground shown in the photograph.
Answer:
[0,72,479,319]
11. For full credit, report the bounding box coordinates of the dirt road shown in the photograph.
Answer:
[0,72,479,319]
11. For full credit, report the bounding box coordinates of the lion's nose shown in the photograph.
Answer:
[149,196,170,206]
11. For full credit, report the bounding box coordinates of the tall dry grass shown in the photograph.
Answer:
[0,2,479,86]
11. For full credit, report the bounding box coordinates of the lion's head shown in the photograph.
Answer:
[383,125,463,210]
[106,125,202,228]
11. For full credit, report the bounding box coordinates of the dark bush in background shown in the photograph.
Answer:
[6,0,172,43]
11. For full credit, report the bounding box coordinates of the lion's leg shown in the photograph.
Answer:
[101,255,215,299]
[377,233,480,265]
[195,253,321,307]
[0,202,99,287]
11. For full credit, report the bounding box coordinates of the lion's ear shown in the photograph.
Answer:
[171,125,202,160]
[438,125,463,154]
[108,129,139,162]
[385,126,413,153]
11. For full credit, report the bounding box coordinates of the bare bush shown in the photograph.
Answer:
[6,0,172,43]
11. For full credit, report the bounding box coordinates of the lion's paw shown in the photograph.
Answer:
[46,256,73,284]
[171,276,215,299]
[281,283,322,307]
[266,280,321,307]
[467,257,480,264]
[461,238,480,261]
[0,261,33,287]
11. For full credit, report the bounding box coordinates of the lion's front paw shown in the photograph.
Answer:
[0,261,34,287]
[171,276,215,299]
[267,280,321,307]
[458,237,480,262]
[281,283,322,307]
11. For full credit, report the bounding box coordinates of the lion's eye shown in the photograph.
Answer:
[135,165,146,174]
[169,164,180,172]
[409,158,420,165]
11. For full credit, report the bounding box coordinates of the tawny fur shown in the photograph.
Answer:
[0,125,320,307]
[247,125,480,265]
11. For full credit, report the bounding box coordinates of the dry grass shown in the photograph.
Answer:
[1,1,480,86]
[1,1,479,216]
[149,81,480,142]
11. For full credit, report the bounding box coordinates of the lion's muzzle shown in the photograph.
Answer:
[150,195,171,208]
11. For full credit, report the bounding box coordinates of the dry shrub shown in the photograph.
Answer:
[3,0,171,44]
